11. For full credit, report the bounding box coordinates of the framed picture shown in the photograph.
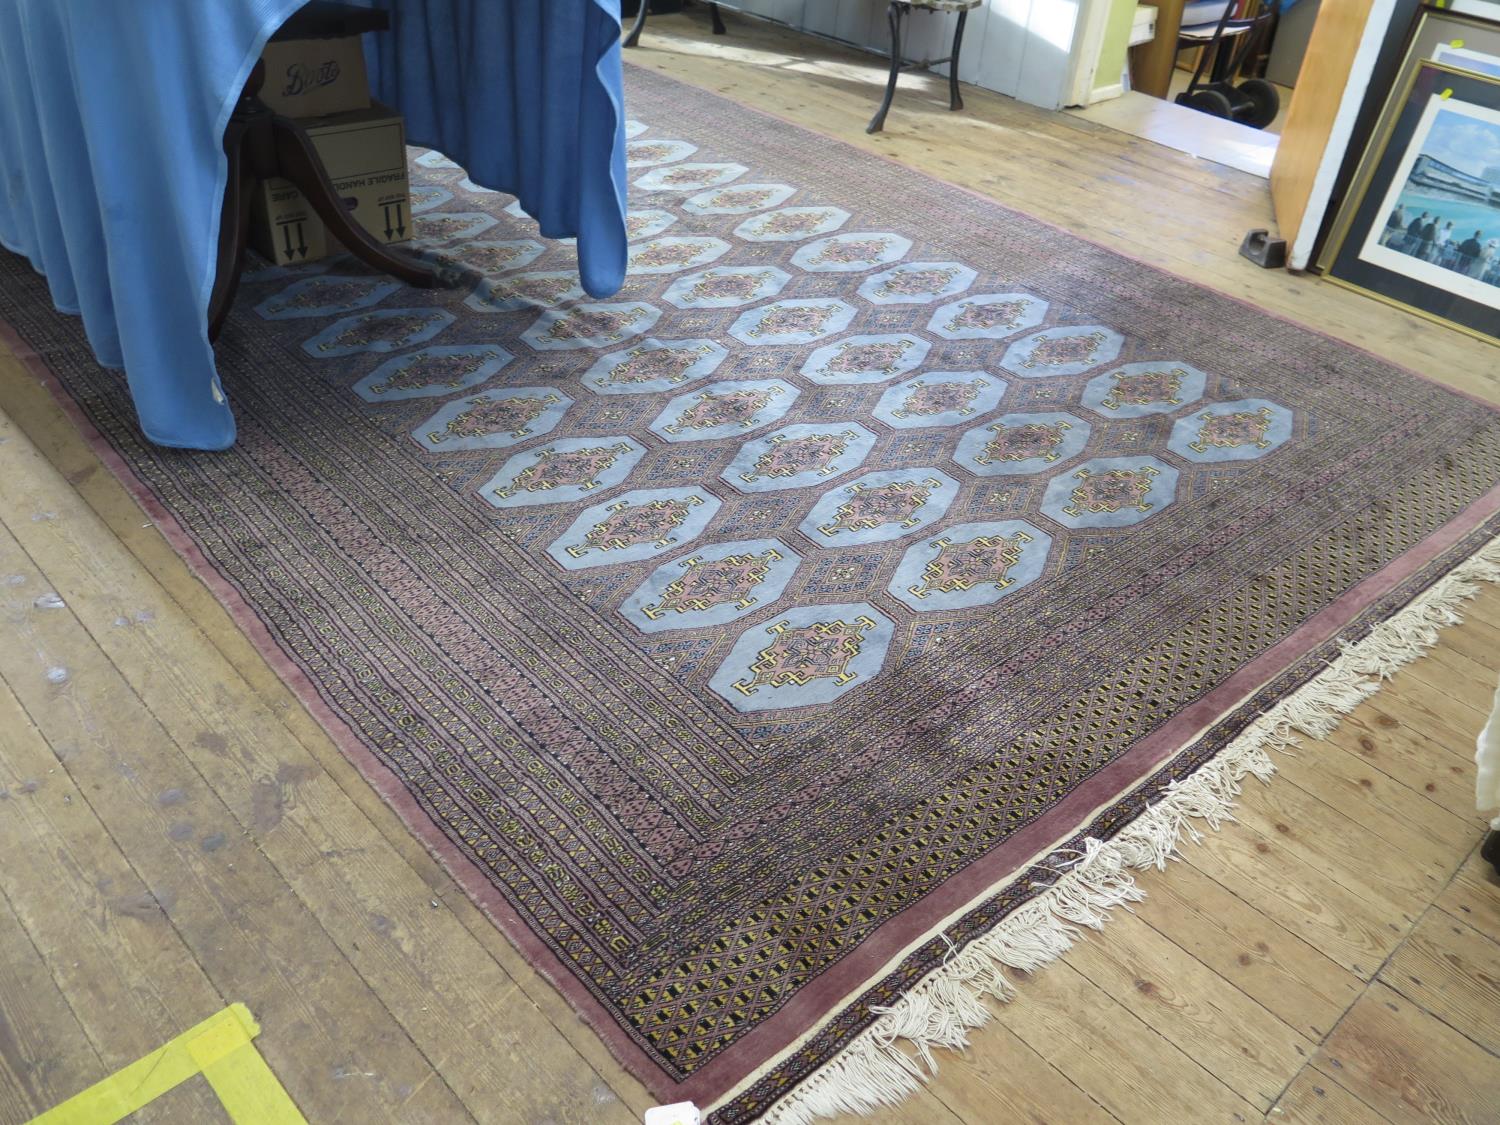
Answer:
[1324,62,1500,341]
[1319,9,1500,272]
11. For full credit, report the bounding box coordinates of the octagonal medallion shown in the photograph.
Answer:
[521,302,661,351]
[256,275,402,320]
[954,412,1092,476]
[480,436,646,509]
[858,262,977,305]
[649,380,799,442]
[722,423,879,493]
[799,333,930,385]
[708,602,895,713]
[889,520,1053,612]
[682,183,796,215]
[546,488,722,570]
[873,372,1007,429]
[1168,399,1295,462]
[465,271,585,314]
[620,538,802,633]
[353,343,511,401]
[1001,326,1124,378]
[800,469,960,545]
[734,206,851,242]
[663,266,792,310]
[634,162,748,193]
[581,338,729,395]
[628,236,732,276]
[626,139,698,168]
[453,239,546,275]
[729,299,857,346]
[412,388,571,452]
[1082,361,1208,418]
[1040,456,1179,528]
[306,308,454,358]
[791,231,913,273]
[927,293,1048,340]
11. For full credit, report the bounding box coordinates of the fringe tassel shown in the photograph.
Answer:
[761,535,1500,1125]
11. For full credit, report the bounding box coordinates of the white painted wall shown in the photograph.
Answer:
[720,0,1092,110]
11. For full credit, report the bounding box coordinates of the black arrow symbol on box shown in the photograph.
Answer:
[281,223,295,261]
[294,221,308,259]
[394,201,405,239]
[383,203,395,240]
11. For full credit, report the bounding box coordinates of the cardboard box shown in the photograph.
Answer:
[259,35,371,119]
[251,101,412,267]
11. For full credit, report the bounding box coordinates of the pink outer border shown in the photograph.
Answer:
[8,68,1500,1104]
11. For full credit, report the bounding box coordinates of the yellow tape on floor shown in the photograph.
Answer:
[28,1003,306,1125]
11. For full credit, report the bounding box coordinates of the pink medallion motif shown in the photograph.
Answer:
[667,389,778,434]
[283,281,379,311]
[321,314,436,354]
[818,479,941,536]
[632,242,706,270]
[810,238,890,266]
[426,393,561,447]
[642,548,784,619]
[909,531,1033,598]
[944,300,1029,334]
[1062,466,1159,516]
[732,616,877,696]
[1190,408,1275,452]
[367,351,486,393]
[877,267,958,299]
[742,431,856,483]
[893,380,984,418]
[708,187,774,210]
[685,272,767,304]
[1101,368,1186,410]
[426,394,561,445]
[545,306,650,343]
[1019,331,1109,369]
[608,344,714,385]
[748,305,837,339]
[463,244,528,273]
[566,496,704,556]
[751,211,831,238]
[821,340,914,376]
[978,420,1071,464]
[490,443,634,499]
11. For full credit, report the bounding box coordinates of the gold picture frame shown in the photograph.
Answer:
[1322,60,1500,343]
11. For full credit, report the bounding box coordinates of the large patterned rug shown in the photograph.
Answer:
[5,65,1500,1122]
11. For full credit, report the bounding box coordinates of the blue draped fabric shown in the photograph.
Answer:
[0,0,627,450]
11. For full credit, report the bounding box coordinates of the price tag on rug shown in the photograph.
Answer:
[644,1102,701,1125]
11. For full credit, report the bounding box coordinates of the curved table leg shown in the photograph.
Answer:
[271,117,458,289]
[949,10,967,111]
[624,0,649,47]
[1484,830,1500,877]
[867,2,906,134]
[710,2,727,34]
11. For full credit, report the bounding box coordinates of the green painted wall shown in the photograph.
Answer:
[1094,0,1143,96]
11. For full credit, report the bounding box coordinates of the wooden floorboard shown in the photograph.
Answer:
[0,9,1497,1124]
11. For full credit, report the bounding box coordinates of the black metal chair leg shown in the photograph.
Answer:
[709,2,727,34]
[623,0,649,48]
[867,2,906,134]
[949,10,967,111]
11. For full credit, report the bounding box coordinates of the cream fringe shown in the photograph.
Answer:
[761,535,1500,1125]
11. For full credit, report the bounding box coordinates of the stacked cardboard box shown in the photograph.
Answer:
[251,35,412,266]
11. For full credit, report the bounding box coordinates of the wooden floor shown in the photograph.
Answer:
[2,11,1499,1124]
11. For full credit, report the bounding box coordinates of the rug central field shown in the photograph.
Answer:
[5,66,1500,1121]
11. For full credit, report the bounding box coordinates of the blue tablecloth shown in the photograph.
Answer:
[0,0,627,450]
